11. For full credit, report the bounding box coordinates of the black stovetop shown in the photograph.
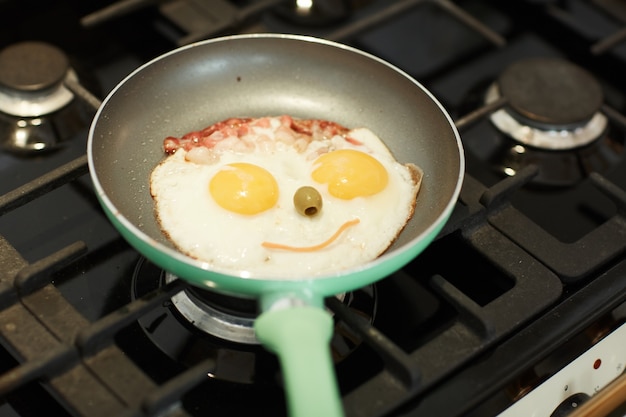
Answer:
[0,1,625,416]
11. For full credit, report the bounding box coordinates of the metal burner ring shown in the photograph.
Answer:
[166,273,347,344]
[166,272,260,344]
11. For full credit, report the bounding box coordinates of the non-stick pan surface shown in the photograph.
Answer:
[88,34,463,296]
[87,34,463,417]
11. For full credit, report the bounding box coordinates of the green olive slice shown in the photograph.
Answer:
[293,186,323,216]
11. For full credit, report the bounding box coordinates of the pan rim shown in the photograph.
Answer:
[87,33,465,288]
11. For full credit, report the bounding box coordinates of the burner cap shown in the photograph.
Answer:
[0,42,69,93]
[498,58,603,129]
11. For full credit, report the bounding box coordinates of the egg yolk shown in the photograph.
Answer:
[311,149,388,199]
[209,163,279,215]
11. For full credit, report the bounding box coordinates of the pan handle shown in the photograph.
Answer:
[255,305,344,417]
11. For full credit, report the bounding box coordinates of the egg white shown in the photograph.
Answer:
[150,123,421,279]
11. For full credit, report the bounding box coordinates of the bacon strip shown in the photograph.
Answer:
[162,116,352,155]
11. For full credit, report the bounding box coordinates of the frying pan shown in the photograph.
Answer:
[87,34,464,417]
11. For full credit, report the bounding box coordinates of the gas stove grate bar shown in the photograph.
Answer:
[13,241,87,296]
[119,358,215,417]
[325,0,426,41]
[433,0,506,46]
[169,0,287,46]
[591,26,626,55]
[325,0,505,46]
[477,164,538,209]
[601,103,626,129]
[0,238,87,317]
[64,75,103,112]
[0,235,27,308]
[0,155,88,216]
[454,96,508,131]
[0,344,79,396]
[587,0,626,55]
[591,172,626,214]
[429,274,493,338]
[81,0,162,28]
[75,279,186,356]
[546,1,626,55]
[326,295,421,388]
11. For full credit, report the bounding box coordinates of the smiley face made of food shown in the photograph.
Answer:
[150,115,423,279]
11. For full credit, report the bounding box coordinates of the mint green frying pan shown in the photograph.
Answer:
[87,34,464,417]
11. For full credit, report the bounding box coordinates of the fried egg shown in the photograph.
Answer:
[150,116,422,279]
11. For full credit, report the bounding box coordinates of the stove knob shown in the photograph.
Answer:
[550,393,591,417]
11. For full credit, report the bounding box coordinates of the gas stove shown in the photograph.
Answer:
[0,1,625,416]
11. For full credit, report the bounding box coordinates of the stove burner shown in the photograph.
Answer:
[498,57,604,130]
[131,258,376,383]
[488,58,608,150]
[458,57,625,187]
[0,42,73,117]
[0,42,91,153]
[486,84,608,151]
